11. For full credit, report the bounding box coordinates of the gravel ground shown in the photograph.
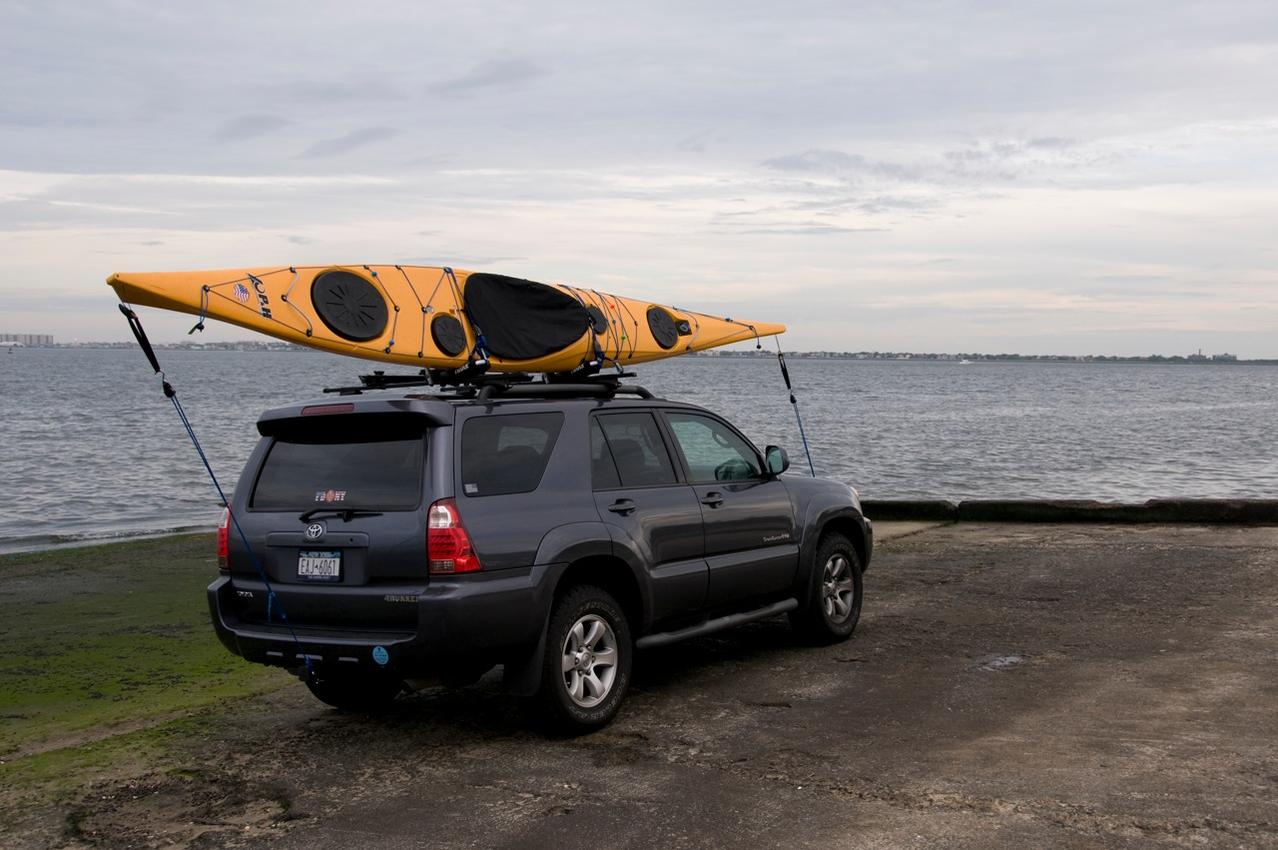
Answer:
[19,522,1278,849]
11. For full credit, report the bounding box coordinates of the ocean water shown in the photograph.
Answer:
[2,348,1276,553]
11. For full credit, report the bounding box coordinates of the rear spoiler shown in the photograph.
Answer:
[257,397,452,437]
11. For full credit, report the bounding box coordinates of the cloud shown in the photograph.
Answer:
[263,79,403,104]
[733,225,889,236]
[791,194,939,215]
[298,127,402,159]
[762,150,914,180]
[1026,137,1078,149]
[3,2,1278,355]
[676,131,712,153]
[429,58,549,94]
[211,114,293,142]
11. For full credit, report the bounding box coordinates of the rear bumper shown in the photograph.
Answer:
[208,563,562,677]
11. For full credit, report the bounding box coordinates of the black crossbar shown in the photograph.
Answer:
[322,369,651,400]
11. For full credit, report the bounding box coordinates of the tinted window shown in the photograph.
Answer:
[461,412,564,496]
[590,419,621,490]
[666,412,761,483]
[596,412,677,487]
[253,431,425,510]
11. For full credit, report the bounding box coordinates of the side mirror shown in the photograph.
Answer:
[764,445,790,475]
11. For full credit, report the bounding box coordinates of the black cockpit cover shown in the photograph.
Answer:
[463,273,590,361]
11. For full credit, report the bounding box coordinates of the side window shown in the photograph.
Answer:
[590,419,621,490]
[596,412,677,488]
[665,412,761,484]
[461,412,564,496]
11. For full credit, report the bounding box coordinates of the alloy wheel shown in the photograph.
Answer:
[822,554,856,623]
[560,614,619,708]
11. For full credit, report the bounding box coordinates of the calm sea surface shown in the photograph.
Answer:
[2,348,1276,553]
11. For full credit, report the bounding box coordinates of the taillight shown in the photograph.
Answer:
[427,498,481,574]
[217,508,230,572]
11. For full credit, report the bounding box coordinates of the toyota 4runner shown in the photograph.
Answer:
[210,377,872,731]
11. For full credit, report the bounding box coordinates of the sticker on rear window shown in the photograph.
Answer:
[464,483,478,495]
[314,489,348,503]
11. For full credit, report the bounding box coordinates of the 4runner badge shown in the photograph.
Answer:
[305,523,325,540]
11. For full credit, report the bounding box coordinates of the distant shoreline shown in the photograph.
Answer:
[11,343,1277,365]
[700,351,1278,365]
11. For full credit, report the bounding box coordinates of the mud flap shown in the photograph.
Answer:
[502,612,550,696]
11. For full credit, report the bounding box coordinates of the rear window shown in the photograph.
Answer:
[251,424,426,511]
[461,412,564,497]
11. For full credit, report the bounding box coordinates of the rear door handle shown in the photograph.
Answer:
[700,491,724,508]
[607,499,637,515]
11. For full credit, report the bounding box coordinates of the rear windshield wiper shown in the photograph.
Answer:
[297,508,385,523]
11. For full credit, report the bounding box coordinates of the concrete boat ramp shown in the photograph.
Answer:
[7,521,1278,849]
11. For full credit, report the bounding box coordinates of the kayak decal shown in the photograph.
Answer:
[250,275,272,319]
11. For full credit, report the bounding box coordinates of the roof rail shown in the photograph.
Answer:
[322,369,653,400]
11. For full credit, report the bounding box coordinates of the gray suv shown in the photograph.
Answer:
[209,379,872,731]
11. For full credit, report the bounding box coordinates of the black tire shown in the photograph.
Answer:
[304,669,403,712]
[789,533,863,644]
[533,585,632,733]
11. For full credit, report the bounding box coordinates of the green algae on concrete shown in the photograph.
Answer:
[0,533,287,768]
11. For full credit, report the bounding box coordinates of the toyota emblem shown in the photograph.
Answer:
[305,522,325,540]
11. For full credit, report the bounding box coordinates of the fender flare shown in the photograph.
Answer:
[602,524,657,633]
[505,522,652,695]
[796,503,872,597]
[534,521,615,567]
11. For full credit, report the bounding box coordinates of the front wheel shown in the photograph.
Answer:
[790,533,863,644]
[533,585,632,733]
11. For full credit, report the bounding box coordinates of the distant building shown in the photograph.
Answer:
[1,333,53,346]
[1211,353,1237,362]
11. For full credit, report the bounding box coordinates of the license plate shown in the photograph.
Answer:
[298,550,341,581]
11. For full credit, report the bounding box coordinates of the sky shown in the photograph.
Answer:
[1,1,1276,356]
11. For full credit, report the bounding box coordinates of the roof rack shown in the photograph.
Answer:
[322,369,653,400]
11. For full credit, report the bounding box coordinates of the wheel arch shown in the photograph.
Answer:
[818,514,870,573]
[552,555,645,639]
[793,505,872,603]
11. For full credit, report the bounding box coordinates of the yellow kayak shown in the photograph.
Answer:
[107,265,784,374]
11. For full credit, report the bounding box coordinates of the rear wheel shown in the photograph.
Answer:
[790,533,863,644]
[304,668,403,712]
[534,585,632,733]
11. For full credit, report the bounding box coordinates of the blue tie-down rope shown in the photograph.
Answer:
[774,338,816,476]
[117,304,314,680]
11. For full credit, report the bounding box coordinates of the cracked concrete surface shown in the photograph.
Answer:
[39,523,1278,848]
